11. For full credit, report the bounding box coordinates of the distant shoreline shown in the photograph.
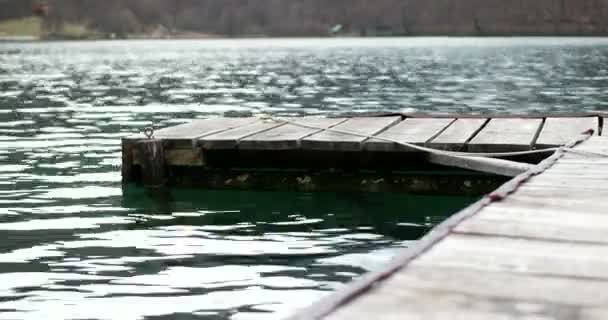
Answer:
[5,34,608,43]
[5,34,608,42]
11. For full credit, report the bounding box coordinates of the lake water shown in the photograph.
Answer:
[1,37,607,319]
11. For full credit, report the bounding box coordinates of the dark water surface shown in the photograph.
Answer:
[1,37,607,319]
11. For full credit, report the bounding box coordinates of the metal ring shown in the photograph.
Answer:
[143,127,154,139]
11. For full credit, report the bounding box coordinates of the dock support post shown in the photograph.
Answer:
[137,139,167,188]
[121,139,136,183]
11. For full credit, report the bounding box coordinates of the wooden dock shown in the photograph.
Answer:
[121,113,608,318]
[122,113,601,194]
[286,131,608,320]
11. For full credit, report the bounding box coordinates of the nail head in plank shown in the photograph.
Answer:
[239,117,346,150]
[302,116,401,151]
[426,118,488,150]
[467,118,543,152]
[412,234,608,280]
[535,117,598,147]
[365,118,454,152]
[199,120,285,149]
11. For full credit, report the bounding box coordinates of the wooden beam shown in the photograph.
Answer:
[535,117,597,148]
[136,139,167,187]
[467,118,543,152]
[427,153,533,177]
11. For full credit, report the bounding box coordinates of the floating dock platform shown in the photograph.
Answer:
[122,113,600,194]
[121,113,608,319]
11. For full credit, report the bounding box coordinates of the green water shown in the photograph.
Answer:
[2,37,607,319]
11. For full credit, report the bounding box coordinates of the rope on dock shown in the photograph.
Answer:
[268,116,562,158]
[260,117,597,176]
[269,116,601,158]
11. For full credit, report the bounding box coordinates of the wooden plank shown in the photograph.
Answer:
[455,206,608,244]
[513,186,608,199]
[427,118,488,150]
[364,118,454,152]
[121,139,136,183]
[552,159,608,166]
[238,118,346,150]
[519,180,608,191]
[199,120,285,149]
[326,285,597,320]
[526,176,608,187]
[488,194,608,212]
[399,111,603,119]
[413,234,608,279]
[569,137,608,153]
[165,148,204,166]
[535,117,597,147]
[467,118,543,152]
[125,117,257,145]
[301,116,401,151]
[324,265,608,320]
[386,266,608,307]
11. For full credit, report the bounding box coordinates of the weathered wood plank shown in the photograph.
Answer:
[364,118,454,152]
[324,265,608,320]
[412,234,608,279]
[488,194,608,212]
[467,118,543,152]
[126,117,257,146]
[302,116,401,151]
[326,285,598,320]
[535,117,597,147]
[455,206,608,243]
[121,139,136,183]
[199,120,285,149]
[427,118,488,150]
[568,137,608,153]
[165,148,204,166]
[399,111,604,119]
[239,118,346,150]
[513,186,608,199]
[387,266,608,307]
[136,139,166,187]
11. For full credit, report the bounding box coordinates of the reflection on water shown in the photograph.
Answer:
[1,37,607,319]
[0,184,473,320]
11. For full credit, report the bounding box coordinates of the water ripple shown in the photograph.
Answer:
[3,37,595,319]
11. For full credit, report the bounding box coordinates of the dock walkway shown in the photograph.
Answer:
[288,133,608,320]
